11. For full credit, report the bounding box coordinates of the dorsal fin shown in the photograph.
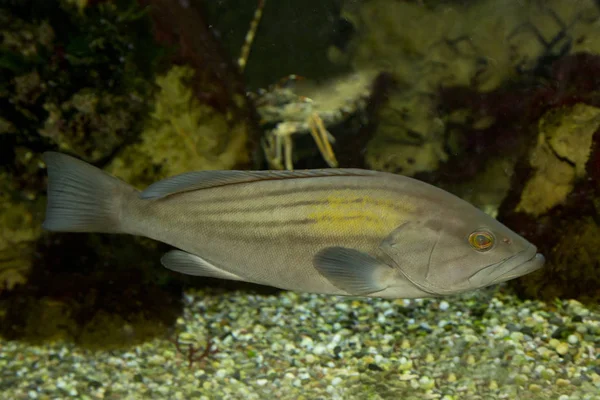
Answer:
[139,168,380,199]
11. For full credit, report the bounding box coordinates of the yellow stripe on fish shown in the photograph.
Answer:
[306,195,411,236]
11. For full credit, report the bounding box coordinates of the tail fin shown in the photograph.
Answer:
[42,152,137,234]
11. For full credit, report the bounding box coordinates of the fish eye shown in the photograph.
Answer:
[468,230,494,252]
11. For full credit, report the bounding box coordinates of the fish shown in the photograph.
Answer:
[41,151,544,299]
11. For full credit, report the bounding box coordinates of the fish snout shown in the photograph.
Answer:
[499,252,544,281]
[468,246,545,287]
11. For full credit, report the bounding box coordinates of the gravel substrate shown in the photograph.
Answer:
[1,286,599,400]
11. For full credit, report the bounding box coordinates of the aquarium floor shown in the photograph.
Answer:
[1,286,599,400]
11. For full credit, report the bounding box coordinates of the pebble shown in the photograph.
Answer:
[556,342,570,355]
[510,331,525,341]
[567,334,579,344]
[541,369,556,380]
[300,337,313,349]
[215,369,227,378]
[529,383,542,392]
[514,374,528,385]
[537,346,553,358]
[557,379,571,387]
[313,343,327,355]
[419,376,435,390]
[0,287,597,399]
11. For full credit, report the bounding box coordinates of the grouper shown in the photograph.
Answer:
[42,151,544,298]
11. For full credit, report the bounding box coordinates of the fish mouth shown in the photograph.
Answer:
[496,252,545,282]
[469,245,545,287]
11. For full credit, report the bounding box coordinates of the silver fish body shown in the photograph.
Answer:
[42,152,544,298]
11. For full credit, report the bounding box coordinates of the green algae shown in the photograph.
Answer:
[107,65,250,188]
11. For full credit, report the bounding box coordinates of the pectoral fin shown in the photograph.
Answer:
[313,247,392,295]
[161,250,244,281]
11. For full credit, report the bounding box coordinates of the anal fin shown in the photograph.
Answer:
[161,250,244,281]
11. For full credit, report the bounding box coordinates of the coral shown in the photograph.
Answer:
[0,0,261,348]
[0,10,54,57]
[39,88,144,163]
[0,0,160,163]
[0,0,184,347]
[335,0,600,176]
[494,68,600,304]
[430,52,600,193]
[544,218,600,302]
[0,252,29,294]
[21,297,78,343]
[0,0,161,297]
[0,201,40,295]
[343,0,600,92]
[365,91,447,176]
[0,147,47,295]
[349,9,600,305]
[516,104,600,216]
[412,47,600,305]
[499,205,600,305]
[437,155,519,219]
[137,0,259,130]
[0,203,38,294]
[107,65,249,187]
[78,310,169,350]
[0,227,183,345]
